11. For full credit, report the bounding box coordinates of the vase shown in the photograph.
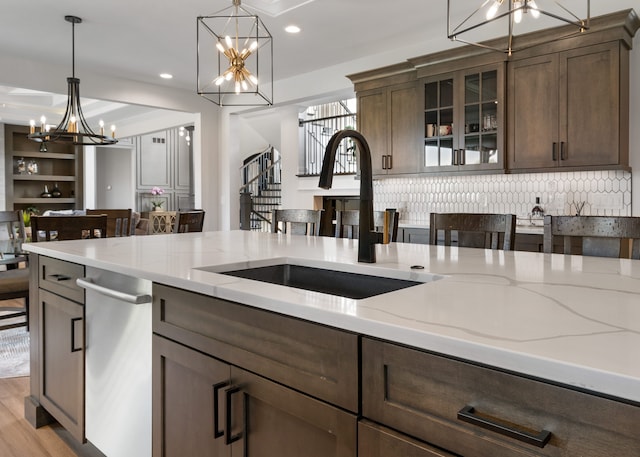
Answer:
[51,183,62,198]
[153,206,162,212]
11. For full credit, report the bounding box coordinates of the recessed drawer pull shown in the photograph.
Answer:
[457,405,552,448]
[48,273,72,281]
[70,317,83,353]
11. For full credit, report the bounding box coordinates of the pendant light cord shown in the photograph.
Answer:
[64,15,82,79]
[71,19,75,78]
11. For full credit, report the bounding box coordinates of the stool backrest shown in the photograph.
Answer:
[429,213,516,250]
[271,209,323,236]
[86,208,133,237]
[543,215,640,259]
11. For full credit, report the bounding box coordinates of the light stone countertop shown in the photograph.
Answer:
[23,230,640,404]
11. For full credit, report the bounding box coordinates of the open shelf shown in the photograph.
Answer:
[4,124,83,213]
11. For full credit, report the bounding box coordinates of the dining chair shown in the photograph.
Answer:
[543,215,640,259]
[30,215,108,242]
[86,208,133,237]
[173,210,205,233]
[271,209,323,236]
[0,210,29,331]
[335,209,399,242]
[429,213,517,250]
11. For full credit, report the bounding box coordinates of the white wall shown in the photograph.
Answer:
[95,146,136,209]
[221,106,361,230]
[629,32,640,216]
[0,50,220,230]
[0,125,5,210]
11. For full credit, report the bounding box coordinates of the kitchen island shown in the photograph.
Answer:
[23,230,640,456]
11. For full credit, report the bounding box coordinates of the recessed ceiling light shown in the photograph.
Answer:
[285,25,301,34]
[160,73,173,79]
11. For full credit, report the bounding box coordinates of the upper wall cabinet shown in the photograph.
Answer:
[349,9,639,178]
[357,79,422,176]
[508,41,627,171]
[422,63,505,173]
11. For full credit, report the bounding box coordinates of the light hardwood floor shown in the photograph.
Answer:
[0,298,101,456]
[0,377,102,457]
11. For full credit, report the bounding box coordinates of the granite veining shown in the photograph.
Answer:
[23,230,640,403]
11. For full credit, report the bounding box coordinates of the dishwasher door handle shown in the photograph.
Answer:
[76,278,152,304]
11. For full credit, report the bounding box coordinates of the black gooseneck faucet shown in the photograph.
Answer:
[319,129,383,263]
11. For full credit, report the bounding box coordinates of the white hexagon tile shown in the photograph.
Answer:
[373,170,631,224]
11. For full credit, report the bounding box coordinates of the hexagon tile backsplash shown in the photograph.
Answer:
[373,170,631,225]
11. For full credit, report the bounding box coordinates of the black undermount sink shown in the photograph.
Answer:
[215,263,425,299]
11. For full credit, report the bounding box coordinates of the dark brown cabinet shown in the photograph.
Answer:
[152,284,359,457]
[398,227,430,244]
[153,335,357,457]
[38,289,84,442]
[351,10,637,177]
[228,366,356,457]
[34,257,86,442]
[358,81,421,176]
[508,42,627,171]
[423,63,505,173]
[362,337,640,457]
[359,420,455,457]
[153,335,231,457]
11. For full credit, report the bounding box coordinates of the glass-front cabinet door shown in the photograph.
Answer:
[422,63,504,173]
[424,76,456,171]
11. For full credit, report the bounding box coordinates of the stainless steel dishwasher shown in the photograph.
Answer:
[77,266,152,457]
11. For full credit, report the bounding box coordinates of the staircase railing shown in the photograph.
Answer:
[299,113,358,176]
[239,146,281,231]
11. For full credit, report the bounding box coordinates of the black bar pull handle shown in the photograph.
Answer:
[387,154,392,170]
[453,149,458,165]
[49,273,71,281]
[70,317,82,352]
[552,142,558,161]
[225,386,243,445]
[212,381,230,439]
[457,405,552,448]
[560,142,567,160]
[460,149,465,165]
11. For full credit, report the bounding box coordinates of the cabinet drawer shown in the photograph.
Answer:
[39,256,85,303]
[362,338,640,457]
[359,420,455,457]
[38,288,84,442]
[153,284,359,412]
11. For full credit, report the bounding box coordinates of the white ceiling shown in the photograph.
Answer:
[0,0,635,128]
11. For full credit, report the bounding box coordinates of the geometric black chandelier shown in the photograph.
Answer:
[197,0,273,106]
[28,15,118,147]
[447,0,590,56]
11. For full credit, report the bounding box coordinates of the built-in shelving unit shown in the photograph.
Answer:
[4,124,83,213]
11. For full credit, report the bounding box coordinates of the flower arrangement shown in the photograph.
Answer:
[151,186,165,210]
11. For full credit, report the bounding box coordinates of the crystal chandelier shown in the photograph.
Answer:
[447,0,590,56]
[197,0,273,106]
[28,16,118,148]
